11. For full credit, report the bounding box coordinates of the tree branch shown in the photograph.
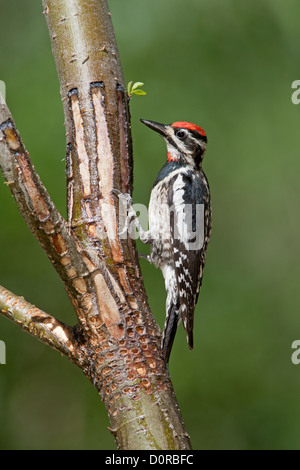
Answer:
[0,285,75,357]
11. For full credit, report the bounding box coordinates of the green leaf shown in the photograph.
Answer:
[132,89,147,96]
[131,82,144,90]
[127,81,134,95]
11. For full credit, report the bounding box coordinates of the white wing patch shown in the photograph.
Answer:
[172,174,191,250]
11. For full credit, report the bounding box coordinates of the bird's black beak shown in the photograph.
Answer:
[140,119,168,137]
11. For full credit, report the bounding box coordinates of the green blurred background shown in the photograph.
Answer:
[0,0,300,450]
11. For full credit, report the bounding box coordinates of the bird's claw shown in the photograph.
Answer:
[138,252,152,263]
[113,190,136,237]
[112,189,132,207]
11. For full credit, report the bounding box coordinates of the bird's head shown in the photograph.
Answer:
[141,119,207,169]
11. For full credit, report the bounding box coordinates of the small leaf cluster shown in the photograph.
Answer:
[127,81,147,99]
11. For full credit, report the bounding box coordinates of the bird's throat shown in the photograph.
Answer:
[167,146,180,162]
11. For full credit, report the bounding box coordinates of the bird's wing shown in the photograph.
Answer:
[168,171,211,349]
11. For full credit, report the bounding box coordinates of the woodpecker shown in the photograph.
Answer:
[126,119,212,364]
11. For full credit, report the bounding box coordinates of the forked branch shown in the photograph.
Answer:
[0,0,192,450]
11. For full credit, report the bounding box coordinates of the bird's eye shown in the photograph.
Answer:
[175,130,187,140]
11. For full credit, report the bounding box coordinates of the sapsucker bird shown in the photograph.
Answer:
[127,119,212,364]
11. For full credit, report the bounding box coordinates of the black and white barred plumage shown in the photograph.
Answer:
[135,119,212,364]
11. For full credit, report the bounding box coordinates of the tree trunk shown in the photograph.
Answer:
[0,0,192,450]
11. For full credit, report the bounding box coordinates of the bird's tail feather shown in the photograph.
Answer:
[161,302,180,365]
